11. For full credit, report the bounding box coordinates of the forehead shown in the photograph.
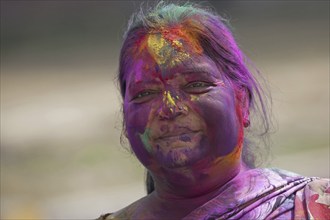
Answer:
[146,26,203,67]
[125,26,219,82]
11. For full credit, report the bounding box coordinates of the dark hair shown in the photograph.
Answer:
[118,2,273,194]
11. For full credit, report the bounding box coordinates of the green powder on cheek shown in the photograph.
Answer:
[139,128,153,153]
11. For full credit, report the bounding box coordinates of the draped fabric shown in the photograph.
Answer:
[98,168,330,220]
[183,168,329,219]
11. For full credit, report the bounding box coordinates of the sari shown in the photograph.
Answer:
[98,168,329,219]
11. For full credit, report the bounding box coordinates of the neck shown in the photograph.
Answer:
[152,156,248,200]
[146,161,248,219]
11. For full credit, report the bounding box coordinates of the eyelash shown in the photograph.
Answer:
[132,90,158,101]
[185,81,211,88]
[184,81,214,93]
[131,81,213,102]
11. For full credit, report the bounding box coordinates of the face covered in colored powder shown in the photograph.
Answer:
[123,26,247,172]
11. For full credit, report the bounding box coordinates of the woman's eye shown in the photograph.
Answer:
[184,81,214,94]
[186,82,209,88]
[137,91,151,98]
[132,90,158,102]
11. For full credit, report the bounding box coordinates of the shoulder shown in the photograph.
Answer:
[96,213,113,220]
[263,168,330,219]
[96,195,154,220]
[96,203,139,220]
[264,167,304,179]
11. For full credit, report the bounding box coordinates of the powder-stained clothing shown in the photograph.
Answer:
[97,168,330,219]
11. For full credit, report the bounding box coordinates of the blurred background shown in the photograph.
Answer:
[1,1,329,219]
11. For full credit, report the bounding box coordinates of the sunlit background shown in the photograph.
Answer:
[1,1,329,219]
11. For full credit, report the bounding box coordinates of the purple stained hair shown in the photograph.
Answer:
[118,2,273,193]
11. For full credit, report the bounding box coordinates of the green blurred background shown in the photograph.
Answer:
[1,1,329,219]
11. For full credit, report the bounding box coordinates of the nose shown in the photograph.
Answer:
[158,91,188,120]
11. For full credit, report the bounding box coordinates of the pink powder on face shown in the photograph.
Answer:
[134,59,145,82]
[123,23,246,170]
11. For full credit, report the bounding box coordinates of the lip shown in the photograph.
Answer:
[155,129,201,141]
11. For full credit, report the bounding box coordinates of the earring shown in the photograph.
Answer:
[243,119,250,128]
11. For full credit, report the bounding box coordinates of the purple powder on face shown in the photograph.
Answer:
[180,134,191,142]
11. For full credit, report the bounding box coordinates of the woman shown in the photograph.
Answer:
[98,2,329,219]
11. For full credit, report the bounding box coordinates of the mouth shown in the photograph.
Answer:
[158,131,198,139]
[155,130,202,144]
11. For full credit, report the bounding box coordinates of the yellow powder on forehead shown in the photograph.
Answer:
[147,33,190,67]
[146,27,203,68]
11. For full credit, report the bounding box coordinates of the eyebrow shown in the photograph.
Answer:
[127,79,161,91]
[181,68,211,75]
[179,66,217,77]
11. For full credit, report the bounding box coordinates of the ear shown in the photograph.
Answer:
[236,87,250,128]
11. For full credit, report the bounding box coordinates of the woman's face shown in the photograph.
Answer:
[123,29,246,172]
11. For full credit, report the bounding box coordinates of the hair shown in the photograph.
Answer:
[118,1,273,194]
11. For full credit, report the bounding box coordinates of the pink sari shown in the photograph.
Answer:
[183,168,329,220]
[98,168,329,220]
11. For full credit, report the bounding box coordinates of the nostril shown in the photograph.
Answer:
[158,106,171,120]
[158,91,188,120]
[158,107,185,120]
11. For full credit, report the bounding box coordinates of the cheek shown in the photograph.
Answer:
[189,90,241,156]
[124,101,154,162]
[124,103,150,135]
